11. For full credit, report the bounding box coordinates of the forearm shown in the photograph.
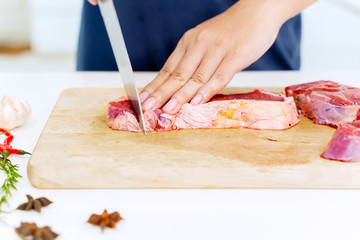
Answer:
[275,0,318,21]
[230,0,317,28]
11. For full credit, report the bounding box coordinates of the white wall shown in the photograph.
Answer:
[301,0,360,71]
[28,0,83,53]
[0,0,30,46]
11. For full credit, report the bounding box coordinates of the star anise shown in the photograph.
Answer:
[87,209,123,231]
[15,222,59,240]
[17,195,53,212]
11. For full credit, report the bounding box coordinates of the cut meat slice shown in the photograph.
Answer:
[107,89,300,132]
[107,96,140,132]
[321,121,360,162]
[285,80,360,127]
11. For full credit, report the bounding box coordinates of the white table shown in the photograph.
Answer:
[1,71,360,240]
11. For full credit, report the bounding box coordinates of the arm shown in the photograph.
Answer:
[140,0,317,114]
[88,0,98,5]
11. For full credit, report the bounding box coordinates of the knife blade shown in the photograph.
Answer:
[98,0,146,134]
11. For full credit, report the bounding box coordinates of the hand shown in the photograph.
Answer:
[139,0,315,114]
[88,0,98,5]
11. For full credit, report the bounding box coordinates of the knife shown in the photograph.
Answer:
[98,0,146,134]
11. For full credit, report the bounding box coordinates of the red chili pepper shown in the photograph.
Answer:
[4,135,13,146]
[0,128,13,146]
[7,148,30,155]
[0,128,30,157]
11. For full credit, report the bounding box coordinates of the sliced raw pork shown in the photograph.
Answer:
[107,89,300,132]
[286,80,360,162]
[285,80,360,127]
[321,121,360,162]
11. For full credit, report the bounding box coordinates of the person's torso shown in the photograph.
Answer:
[77,0,301,71]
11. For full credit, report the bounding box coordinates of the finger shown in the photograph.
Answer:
[162,48,225,114]
[139,41,186,103]
[143,46,205,111]
[195,57,239,104]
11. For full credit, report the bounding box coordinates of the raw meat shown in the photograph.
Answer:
[285,80,360,127]
[107,96,141,132]
[286,80,360,162]
[107,89,300,132]
[321,121,360,162]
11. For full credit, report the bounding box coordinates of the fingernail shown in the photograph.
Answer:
[139,91,149,103]
[190,94,203,105]
[163,98,178,113]
[143,97,156,110]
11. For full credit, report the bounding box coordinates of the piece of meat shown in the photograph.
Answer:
[321,121,360,162]
[107,96,140,132]
[285,80,360,127]
[107,89,299,132]
[286,80,360,162]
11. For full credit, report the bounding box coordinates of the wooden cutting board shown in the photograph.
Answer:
[28,88,360,189]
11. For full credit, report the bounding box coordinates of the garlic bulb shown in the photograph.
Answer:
[0,96,31,130]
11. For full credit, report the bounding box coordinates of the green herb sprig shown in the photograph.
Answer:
[0,151,22,213]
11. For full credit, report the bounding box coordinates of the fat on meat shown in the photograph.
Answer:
[285,80,360,127]
[107,89,300,132]
[321,121,360,162]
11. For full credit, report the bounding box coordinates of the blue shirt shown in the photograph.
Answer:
[77,0,301,71]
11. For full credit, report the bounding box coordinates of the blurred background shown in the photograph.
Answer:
[0,0,359,72]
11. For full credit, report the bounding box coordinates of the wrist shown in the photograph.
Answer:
[229,0,286,30]
[272,0,318,22]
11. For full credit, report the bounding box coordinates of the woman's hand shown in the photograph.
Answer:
[140,0,316,114]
